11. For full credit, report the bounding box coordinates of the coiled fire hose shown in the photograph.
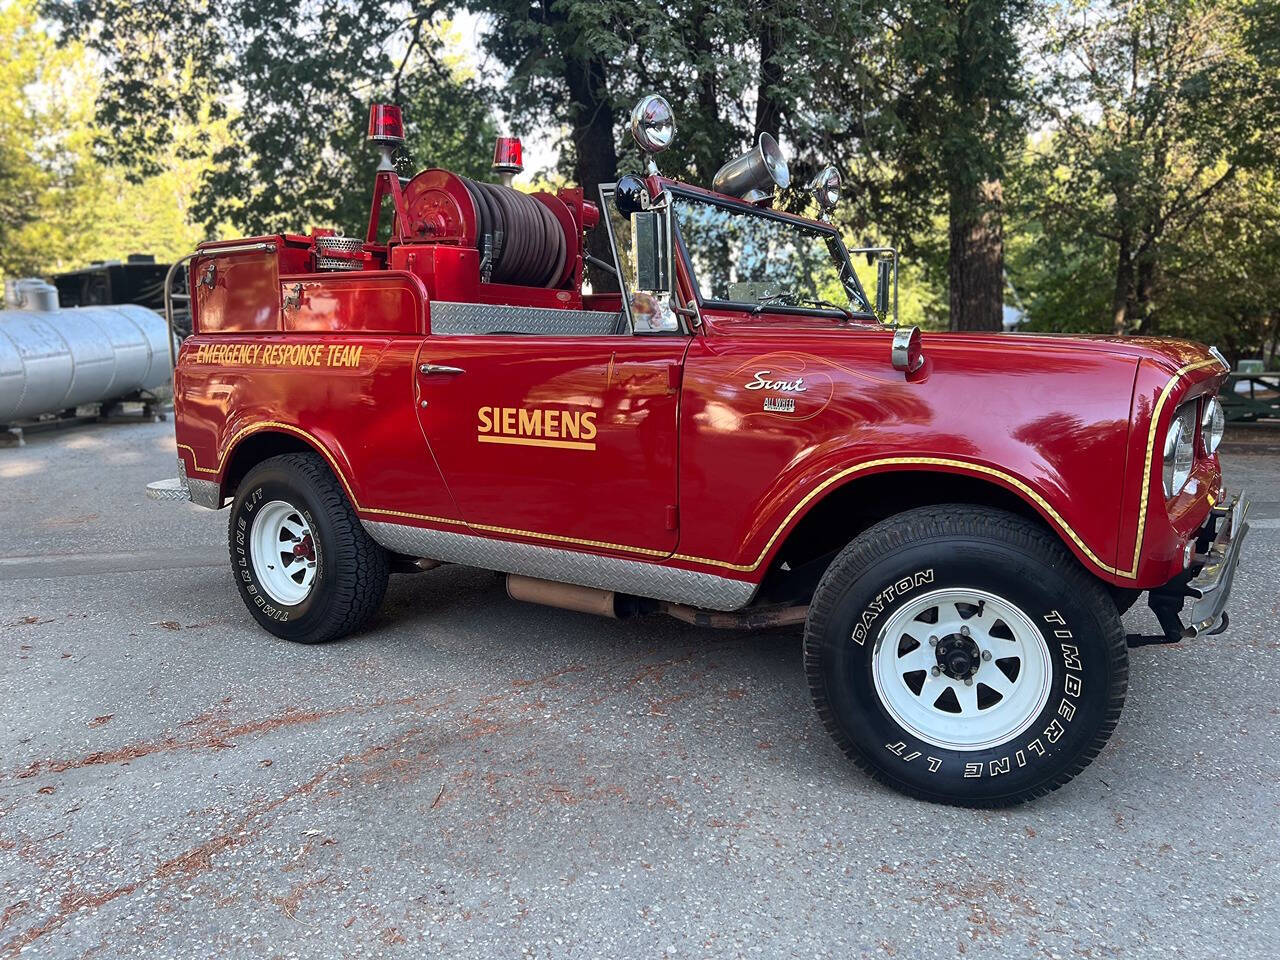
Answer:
[459,179,567,288]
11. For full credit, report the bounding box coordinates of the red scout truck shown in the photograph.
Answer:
[149,96,1250,806]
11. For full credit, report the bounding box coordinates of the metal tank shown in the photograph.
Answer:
[0,284,173,423]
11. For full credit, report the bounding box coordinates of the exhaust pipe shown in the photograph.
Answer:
[505,574,808,630]
[506,575,617,618]
[661,603,807,630]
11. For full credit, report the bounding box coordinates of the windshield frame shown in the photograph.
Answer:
[666,185,875,321]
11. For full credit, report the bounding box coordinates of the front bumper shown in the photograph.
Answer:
[1183,491,1250,636]
[1136,491,1250,645]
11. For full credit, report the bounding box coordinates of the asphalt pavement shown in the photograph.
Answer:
[1,419,1277,959]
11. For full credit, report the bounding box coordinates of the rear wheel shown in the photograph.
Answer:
[229,452,389,643]
[804,505,1128,806]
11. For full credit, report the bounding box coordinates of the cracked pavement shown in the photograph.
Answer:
[1,420,1277,958]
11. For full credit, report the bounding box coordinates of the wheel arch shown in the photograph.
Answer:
[753,466,1110,605]
[220,426,356,506]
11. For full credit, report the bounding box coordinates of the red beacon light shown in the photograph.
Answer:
[367,104,404,172]
[492,136,523,186]
[367,104,405,144]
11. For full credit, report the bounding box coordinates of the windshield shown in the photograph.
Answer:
[672,193,871,315]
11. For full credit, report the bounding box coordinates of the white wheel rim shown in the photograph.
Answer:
[871,587,1052,751]
[250,500,319,606]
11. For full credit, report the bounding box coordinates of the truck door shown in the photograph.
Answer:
[413,327,686,557]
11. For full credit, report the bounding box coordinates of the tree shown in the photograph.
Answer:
[1024,0,1280,335]
[863,0,1029,331]
[0,0,58,280]
[1,0,214,284]
[49,0,496,237]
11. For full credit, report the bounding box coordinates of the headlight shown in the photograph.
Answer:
[1201,396,1225,455]
[1162,402,1197,497]
[806,166,842,213]
[630,95,676,154]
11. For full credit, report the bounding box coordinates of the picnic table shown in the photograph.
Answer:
[1223,370,1280,422]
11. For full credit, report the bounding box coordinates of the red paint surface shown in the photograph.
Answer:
[176,179,1228,596]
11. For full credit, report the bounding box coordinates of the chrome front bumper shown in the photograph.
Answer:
[1183,491,1250,637]
[1132,491,1250,647]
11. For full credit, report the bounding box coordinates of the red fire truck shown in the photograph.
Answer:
[150,96,1249,806]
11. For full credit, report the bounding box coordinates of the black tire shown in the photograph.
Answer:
[228,452,389,644]
[804,505,1128,807]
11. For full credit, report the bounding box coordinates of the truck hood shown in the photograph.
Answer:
[923,331,1221,376]
[713,317,1222,377]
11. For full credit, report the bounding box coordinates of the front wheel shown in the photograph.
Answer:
[804,505,1128,806]
[228,452,389,643]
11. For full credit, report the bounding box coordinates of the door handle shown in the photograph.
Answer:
[419,363,465,375]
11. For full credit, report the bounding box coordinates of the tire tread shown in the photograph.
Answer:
[228,452,389,644]
[803,504,1129,807]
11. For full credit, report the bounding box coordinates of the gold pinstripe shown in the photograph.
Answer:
[1124,357,1224,577]
[176,359,1223,581]
[672,456,1120,575]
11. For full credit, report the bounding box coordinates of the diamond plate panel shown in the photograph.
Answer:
[363,519,756,611]
[429,301,622,337]
[145,478,190,501]
[186,477,222,509]
[145,471,219,508]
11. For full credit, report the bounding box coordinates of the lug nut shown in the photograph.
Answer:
[981,650,992,662]
[964,677,974,686]
[929,636,938,646]
[930,666,940,677]
[960,626,971,638]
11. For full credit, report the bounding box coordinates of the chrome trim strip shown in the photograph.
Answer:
[362,519,756,611]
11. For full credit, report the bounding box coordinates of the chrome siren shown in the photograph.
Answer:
[712,133,791,202]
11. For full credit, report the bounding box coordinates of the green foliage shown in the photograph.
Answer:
[15,0,1280,358]
[0,0,212,284]
[0,0,61,278]
[48,0,496,236]
[193,11,497,235]
[1017,0,1280,344]
[859,0,1028,243]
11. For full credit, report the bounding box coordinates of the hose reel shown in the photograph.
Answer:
[400,169,576,288]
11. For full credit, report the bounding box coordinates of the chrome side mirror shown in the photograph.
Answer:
[632,203,673,295]
[846,245,898,323]
[875,258,893,317]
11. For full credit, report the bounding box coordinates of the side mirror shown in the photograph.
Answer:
[875,257,893,318]
[632,206,672,294]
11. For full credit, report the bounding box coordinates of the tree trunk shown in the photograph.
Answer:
[562,53,619,289]
[948,178,1005,331]
[1111,231,1133,335]
[754,14,783,142]
[689,2,720,186]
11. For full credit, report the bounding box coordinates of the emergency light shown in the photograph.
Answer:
[492,136,524,186]
[367,104,405,145]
